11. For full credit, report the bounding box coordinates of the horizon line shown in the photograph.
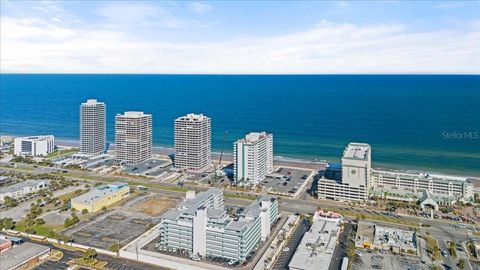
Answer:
[1,73,479,76]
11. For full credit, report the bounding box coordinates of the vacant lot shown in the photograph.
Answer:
[62,194,179,249]
[133,197,176,216]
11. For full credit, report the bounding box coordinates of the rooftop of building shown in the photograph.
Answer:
[82,99,104,106]
[236,132,271,144]
[123,159,172,174]
[372,169,471,183]
[175,113,210,122]
[162,188,223,220]
[342,143,371,161]
[161,189,272,233]
[116,111,151,118]
[0,180,50,194]
[15,135,54,141]
[0,238,10,245]
[242,196,276,219]
[288,211,341,270]
[0,242,50,270]
[71,182,128,204]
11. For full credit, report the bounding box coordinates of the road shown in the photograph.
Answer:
[25,239,169,270]
[271,218,310,270]
[328,222,353,270]
[3,162,479,270]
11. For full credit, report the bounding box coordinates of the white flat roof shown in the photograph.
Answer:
[176,113,210,122]
[15,135,54,141]
[82,99,105,105]
[117,111,150,118]
[288,216,340,270]
[343,143,370,160]
[237,132,271,144]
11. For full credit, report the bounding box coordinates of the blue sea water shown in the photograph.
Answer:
[1,74,479,176]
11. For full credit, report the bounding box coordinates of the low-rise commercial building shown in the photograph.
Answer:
[355,221,417,254]
[0,238,12,253]
[0,180,50,203]
[318,143,371,202]
[0,241,50,270]
[233,132,273,186]
[71,182,129,213]
[13,135,55,156]
[288,210,342,270]
[371,170,474,201]
[159,189,278,262]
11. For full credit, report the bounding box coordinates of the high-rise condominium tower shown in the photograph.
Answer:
[80,99,106,156]
[115,111,152,165]
[174,113,211,170]
[234,132,273,185]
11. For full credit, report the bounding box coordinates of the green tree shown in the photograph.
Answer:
[458,259,466,269]
[101,206,107,212]
[83,248,97,260]
[0,218,14,230]
[4,196,18,207]
[81,209,89,214]
[35,218,45,225]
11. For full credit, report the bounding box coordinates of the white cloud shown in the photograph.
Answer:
[188,2,212,14]
[1,15,479,74]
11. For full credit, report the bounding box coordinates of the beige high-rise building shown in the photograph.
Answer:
[174,113,211,170]
[80,99,106,156]
[115,111,152,165]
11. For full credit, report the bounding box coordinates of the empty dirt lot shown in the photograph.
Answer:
[62,194,180,250]
[133,196,177,216]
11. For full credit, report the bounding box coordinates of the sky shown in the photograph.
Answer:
[1,0,479,74]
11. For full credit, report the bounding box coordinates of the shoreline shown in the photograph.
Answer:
[2,135,478,178]
[48,138,479,179]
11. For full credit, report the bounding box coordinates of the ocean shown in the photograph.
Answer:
[1,74,479,176]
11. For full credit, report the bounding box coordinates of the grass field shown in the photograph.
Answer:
[46,148,79,159]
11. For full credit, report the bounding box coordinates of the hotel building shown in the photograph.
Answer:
[13,135,55,156]
[318,143,371,202]
[115,111,152,165]
[158,189,278,262]
[233,132,273,185]
[71,182,129,213]
[174,113,212,171]
[371,170,474,200]
[80,99,106,156]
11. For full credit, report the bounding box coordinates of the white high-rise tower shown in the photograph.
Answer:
[234,132,273,185]
[80,99,106,156]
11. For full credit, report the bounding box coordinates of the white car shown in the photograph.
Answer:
[228,260,237,266]
[282,247,290,252]
[154,243,160,248]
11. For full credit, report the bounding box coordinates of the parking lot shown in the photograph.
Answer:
[261,167,313,197]
[63,195,168,249]
[123,159,172,177]
[353,250,428,270]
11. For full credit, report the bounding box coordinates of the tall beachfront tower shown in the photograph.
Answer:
[115,111,152,165]
[174,113,211,171]
[341,142,372,190]
[80,99,106,156]
[233,132,273,185]
[318,142,371,202]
